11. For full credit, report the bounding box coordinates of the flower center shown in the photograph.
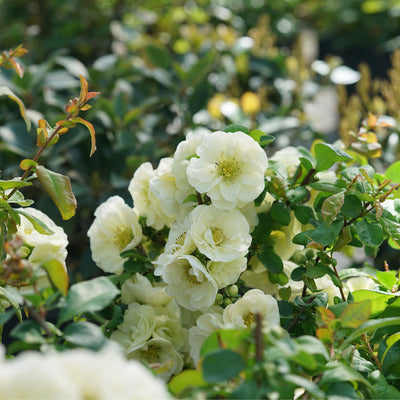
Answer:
[216,158,241,182]
[113,225,134,251]
[211,227,225,245]
[243,311,256,328]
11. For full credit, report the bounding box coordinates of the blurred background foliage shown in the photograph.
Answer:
[1,0,400,280]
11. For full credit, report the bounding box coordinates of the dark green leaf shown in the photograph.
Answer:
[294,205,315,225]
[257,246,283,274]
[186,50,214,86]
[342,194,363,218]
[307,181,344,194]
[145,45,170,69]
[10,320,46,344]
[270,202,291,225]
[224,124,249,134]
[202,349,245,382]
[286,186,309,204]
[355,219,384,247]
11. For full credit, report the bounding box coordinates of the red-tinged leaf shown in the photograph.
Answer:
[36,165,77,220]
[71,117,96,157]
[316,327,333,343]
[19,159,38,171]
[78,75,89,105]
[9,58,24,78]
[86,91,100,101]
[340,300,371,328]
[36,129,47,146]
[40,259,69,296]
[317,306,336,326]
[321,191,344,227]
[79,104,92,111]
[56,119,77,129]
[65,99,79,115]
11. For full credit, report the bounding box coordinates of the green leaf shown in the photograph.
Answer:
[352,290,395,317]
[307,181,344,194]
[202,349,246,382]
[295,335,330,361]
[340,300,371,328]
[257,245,283,274]
[182,193,198,204]
[70,117,96,157]
[224,124,249,134]
[341,194,363,218]
[58,277,120,324]
[321,191,344,226]
[7,190,34,207]
[11,320,46,344]
[169,370,207,395]
[16,209,54,235]
[0,179,32,191]
[36,165,77,220]
[285,374,325,399]
[355,219,384,247]
[385,160,400,183]
[145,45,170,69]
[0,286,22,322]
[286,186,309,204]
[294,220,344,247]
[320,361,371,388]
[201,329,251,357]
[186,50,214,86]
[376,271,397,292]
[314,143,352,172]
[294,205,315,224]
[63,321,107,350]
[270,202,291,225]
[40,259,69,296]
[306,263,330,279]
[249,129,274,145]
[381,332,400,366]
[0,86,31,131]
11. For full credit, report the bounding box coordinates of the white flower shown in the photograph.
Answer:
[188,309,224,366]
[16,207,68,269]
[186,130,268,209]
[129,159,180,230]
[163,212,196,256]
[223,289,280,329]
[128,338,184,381]
[0,346,172,400]
[121,273,172,307]
[190,205,251,262]
[110,302,156,353]
[87,196,142,274]
[172,130,205,205]
[208,257,247,289]
[270,146,301,178]
[155,254,218,311]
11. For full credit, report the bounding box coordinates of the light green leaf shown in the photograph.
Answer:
[314,143,352,172]
[0,86,31,131]
[58,277,120,324]
[0,179,32,191]
[36,165,77,220]
[385,160,400,183]
[321,191,344,226]
[70,117,96,157]
[352,289,395,317]
[376,271,397,292]
[16,209,54,235]
[40,259,69,295]
[0,286,22,322]
[169,370,207,395]
[320,361,371,387]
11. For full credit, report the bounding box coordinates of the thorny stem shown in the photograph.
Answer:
[8,113,73,199]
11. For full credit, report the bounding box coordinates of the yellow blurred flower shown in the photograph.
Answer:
[207,93,225,119]
[240,91,261,115]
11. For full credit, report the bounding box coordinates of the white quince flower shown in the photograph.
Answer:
[128,338,184,381]
[110,302,156,353]
[172,130,206,205]
[87,196,142,275]
[129,158,179,230]
[223,289,280,329]
[270,146,301,178]
[155,254,218,311]
[186,130,268,209]
[272,214,303,261]
[189,309,224,366]
[190,205,251,262]
[208,257,247,289]
[163,212,196,256]
[120,273,172,307]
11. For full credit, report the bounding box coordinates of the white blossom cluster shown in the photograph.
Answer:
[87,130,311,376]
[0,346,171,399]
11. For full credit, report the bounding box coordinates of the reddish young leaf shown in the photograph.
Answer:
[71,117,97,157]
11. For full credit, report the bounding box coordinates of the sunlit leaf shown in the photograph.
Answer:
[40,259,69,296]
[340,300,371,328]
[314,143,352,172]
[36,165,77,220]
[169,370,207,395]
[70,117,96,156]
